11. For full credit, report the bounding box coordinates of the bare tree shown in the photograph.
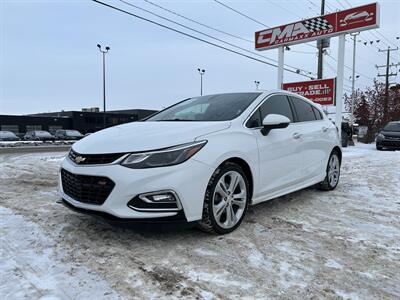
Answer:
[345,81,400,143]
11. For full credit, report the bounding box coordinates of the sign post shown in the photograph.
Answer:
[277,46,284,88]
[336,34,346,140]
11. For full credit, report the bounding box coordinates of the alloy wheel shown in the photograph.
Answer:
[328,154,340,187]
[212,171,247,229]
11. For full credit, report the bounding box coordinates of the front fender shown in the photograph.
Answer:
[193,130,260,195]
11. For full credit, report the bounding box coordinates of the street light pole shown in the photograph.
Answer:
[197,68,205,96]
[97,44,110,129]
[254,81,260,91]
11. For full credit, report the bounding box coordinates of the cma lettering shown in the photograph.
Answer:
[257,22,309,45]
[258,24,334,46]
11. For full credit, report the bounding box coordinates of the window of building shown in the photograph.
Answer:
[49,126,63,134]
[1,125,19,134]
[26,125,42,131]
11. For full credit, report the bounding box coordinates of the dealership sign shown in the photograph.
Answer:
[283,78,336,105]
[255,3,379,50]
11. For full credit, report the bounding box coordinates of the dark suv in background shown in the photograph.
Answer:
[376,121,400,150]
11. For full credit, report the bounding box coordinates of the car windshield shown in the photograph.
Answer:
[146,93,261,122]
[383,123,400,132]
[66,130,82,136]
[35,131,52,137]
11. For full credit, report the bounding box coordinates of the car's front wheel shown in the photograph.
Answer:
[198,162,249,234]
[318,150,341,191]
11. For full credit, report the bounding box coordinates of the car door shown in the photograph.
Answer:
[246,94,304,197]
[289,96,329,180]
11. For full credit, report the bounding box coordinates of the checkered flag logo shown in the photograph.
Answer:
[303,17,333,32]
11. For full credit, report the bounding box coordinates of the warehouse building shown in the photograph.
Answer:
[0,108,157,136]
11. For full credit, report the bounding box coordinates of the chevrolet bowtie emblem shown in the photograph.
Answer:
[74,156,86,164]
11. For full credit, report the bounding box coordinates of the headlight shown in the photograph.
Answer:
[121,140,207,169]
[377,133,385,139]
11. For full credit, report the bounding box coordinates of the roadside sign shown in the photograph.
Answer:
[255,3,379,50]
[283,78,336,105]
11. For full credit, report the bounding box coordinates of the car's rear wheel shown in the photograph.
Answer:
[318,150,341,191]
[198,162,249,234]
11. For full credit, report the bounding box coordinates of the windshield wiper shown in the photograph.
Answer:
[156,118,196,121]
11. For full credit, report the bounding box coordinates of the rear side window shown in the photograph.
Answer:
[312,106,323,120]
[290,97,317,122]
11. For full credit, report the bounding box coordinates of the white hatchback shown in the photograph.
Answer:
[59,91,341,234]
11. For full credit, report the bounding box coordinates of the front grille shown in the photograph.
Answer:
[385,136,400,141]
[69,149,126,165]
[381,140,400,147]
[61,169,115,205]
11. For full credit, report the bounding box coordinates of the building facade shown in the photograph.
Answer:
[0,109,157,136]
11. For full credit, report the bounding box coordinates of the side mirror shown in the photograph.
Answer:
[261,114,290,136]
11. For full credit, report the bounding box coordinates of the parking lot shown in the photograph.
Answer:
[1,144,399,299]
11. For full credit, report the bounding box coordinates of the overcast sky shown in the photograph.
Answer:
[1,0,399,115]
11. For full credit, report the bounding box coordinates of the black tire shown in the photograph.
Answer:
[318,150,341,191]
[198,162,250,234]
[376,145,383,151]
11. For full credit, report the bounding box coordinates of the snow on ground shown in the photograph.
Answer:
[0,144,399,299]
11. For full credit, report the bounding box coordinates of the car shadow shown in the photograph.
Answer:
[61,186,318,240]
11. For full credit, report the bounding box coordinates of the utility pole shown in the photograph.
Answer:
[197,68,205,96]
[316,0,325,79]
[97,44,110,129]
[377,47,399,123]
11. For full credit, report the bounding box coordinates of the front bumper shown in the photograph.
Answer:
[59,156,214,222]
[376,139,400,149]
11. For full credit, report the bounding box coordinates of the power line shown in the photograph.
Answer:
[142,0,316,75]
[213,0,268,27]
[143,0,252,43]
[118,0,315,77]
[91,0,314,78]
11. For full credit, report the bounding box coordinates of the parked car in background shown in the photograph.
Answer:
[0,131,20,141]
[60,91,341,234]
[376,121,400,150]
[55,129,83,140]
[24,130,55,142]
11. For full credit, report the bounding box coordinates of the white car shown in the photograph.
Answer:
[59,91,341,234]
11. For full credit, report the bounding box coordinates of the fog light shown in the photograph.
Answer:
[128,190,181,212]
[139,192,176,203]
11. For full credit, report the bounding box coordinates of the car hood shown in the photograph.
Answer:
[72,121,230,154]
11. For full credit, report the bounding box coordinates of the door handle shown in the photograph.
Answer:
[293,132,302,139]
[322,127,328,132]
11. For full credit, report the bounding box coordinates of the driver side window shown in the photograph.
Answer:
[246,95,294,128]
